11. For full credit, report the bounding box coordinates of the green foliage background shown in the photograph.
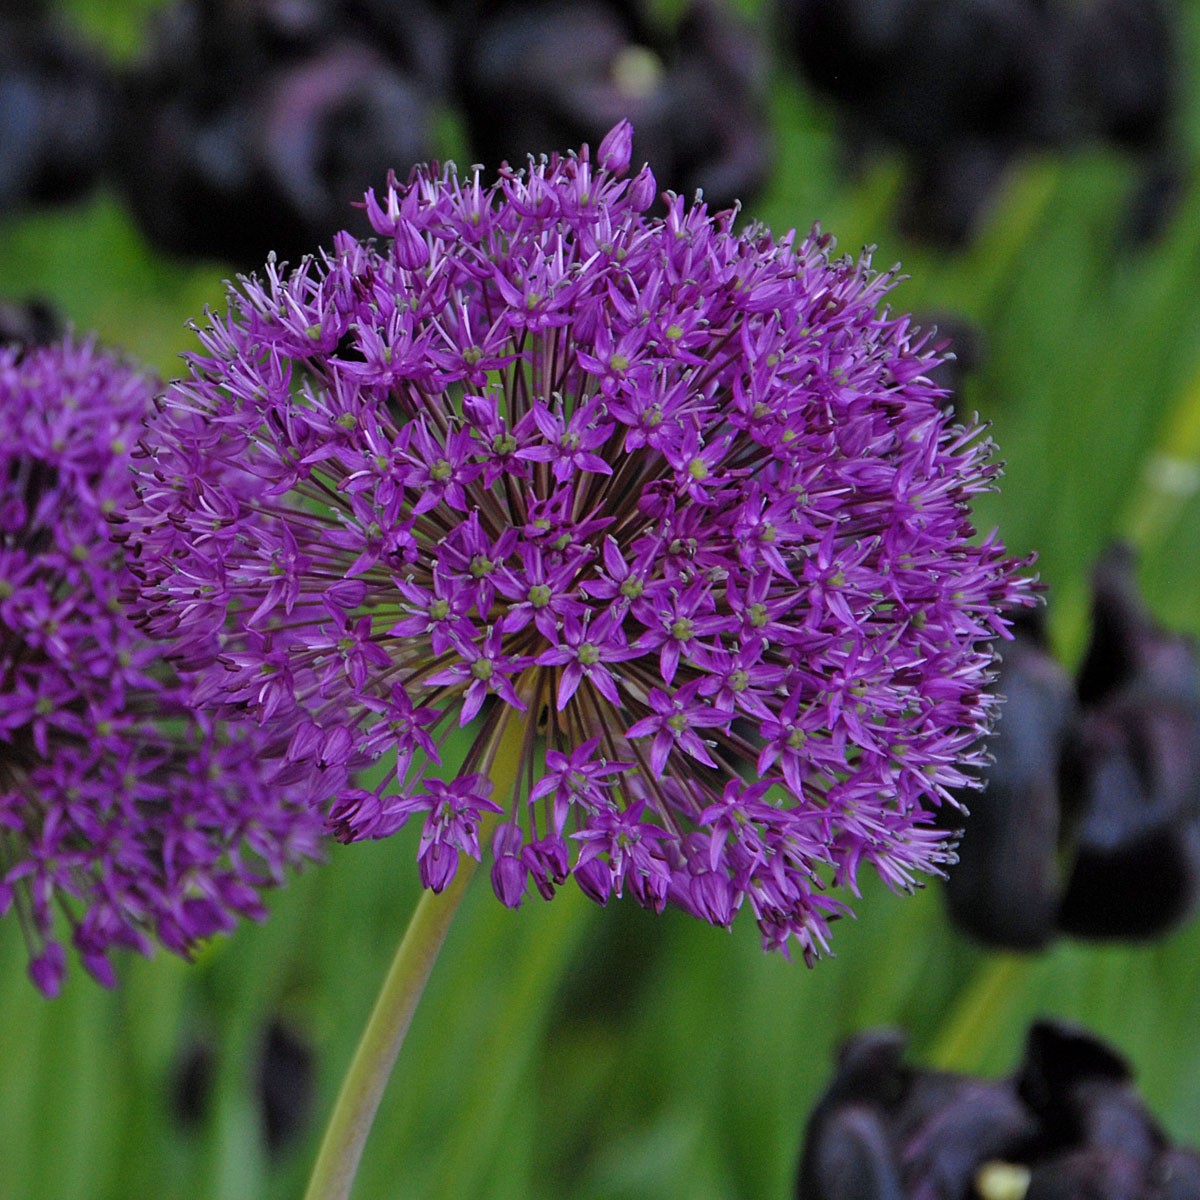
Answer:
[3,3,1200,1197]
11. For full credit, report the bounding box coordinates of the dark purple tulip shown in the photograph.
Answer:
[778,0,1185,248]
[114,0,447,264]
[457,0,771,211]
[1067,0,1176,155]
[798,1032,909,1200]
[944,614,1073,950]
[945,544,1200,949]
[257,1020,315,1158]
[897,140,1016,248]
[0,296,64,349]
[1059,545,1200,940]
[0,12,113,213]
[799,1021,1200,1200]
[777,0,1063,246]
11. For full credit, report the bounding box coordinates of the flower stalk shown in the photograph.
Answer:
[303,711,525,1200]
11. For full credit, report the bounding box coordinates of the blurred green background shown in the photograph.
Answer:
[4,2,1200,1198]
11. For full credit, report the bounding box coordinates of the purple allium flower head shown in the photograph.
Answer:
[0,338,324,995]
[127,122,1032,959]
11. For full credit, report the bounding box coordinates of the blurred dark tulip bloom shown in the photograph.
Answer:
[115,0,448,264]
[777,0,1184,247]
[170,1035,217,1131]
[945,544,1200,949]
[944,613,1073,950]
[0,12,113,213]
[457,0,771,211]
[0,296,64,348]
[1059,545,1200,939]
[798,1020,1200,1200]
[1065,0,1186,245]
[170,1017,314,1157]
[257,1019,315,1157]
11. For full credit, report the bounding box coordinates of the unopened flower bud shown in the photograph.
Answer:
[597,118,633,174]
[491,823,529,908]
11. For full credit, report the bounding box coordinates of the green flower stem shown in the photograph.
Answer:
[927,954,1033,1072]
[303,721,524,1200]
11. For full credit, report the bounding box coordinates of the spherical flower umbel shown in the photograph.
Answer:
[129,121,1032,958]
[0,339,324,995]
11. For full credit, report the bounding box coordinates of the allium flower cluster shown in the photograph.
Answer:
[129,122,1031,958]
[0,339,323,996]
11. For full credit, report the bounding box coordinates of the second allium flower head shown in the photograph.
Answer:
[128,121,1031,958]
[0,339,324,995]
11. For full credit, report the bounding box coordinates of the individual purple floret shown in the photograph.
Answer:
[0,338,324,996]
[127,121,1032,959]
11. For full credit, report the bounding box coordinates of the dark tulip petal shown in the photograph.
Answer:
[256,45,437,234]
[1027,1149,1147,1200]
[779,0,1183,249]
[257,1020,316,1158]
[0,14,113,213]
[897,1077,1036,1198]
[798,1033,910,1200]
[1018,1020,1132,1144]
[798,1106,905,1200]
[1057,788,1200,939]
[944,623,1072,950]
[114,0,445,264]
[1066,0,1178,154]
[1151,1147,1200,1200]
[1075,1085,1164,1166]
[1074,544,1141,705]
[1060,544,1200,939]
[460,0,769,210]
[828,1030,911,1108]
[170,1036,217,1130]
[0,296,64,349]
[898,140,1012,247]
